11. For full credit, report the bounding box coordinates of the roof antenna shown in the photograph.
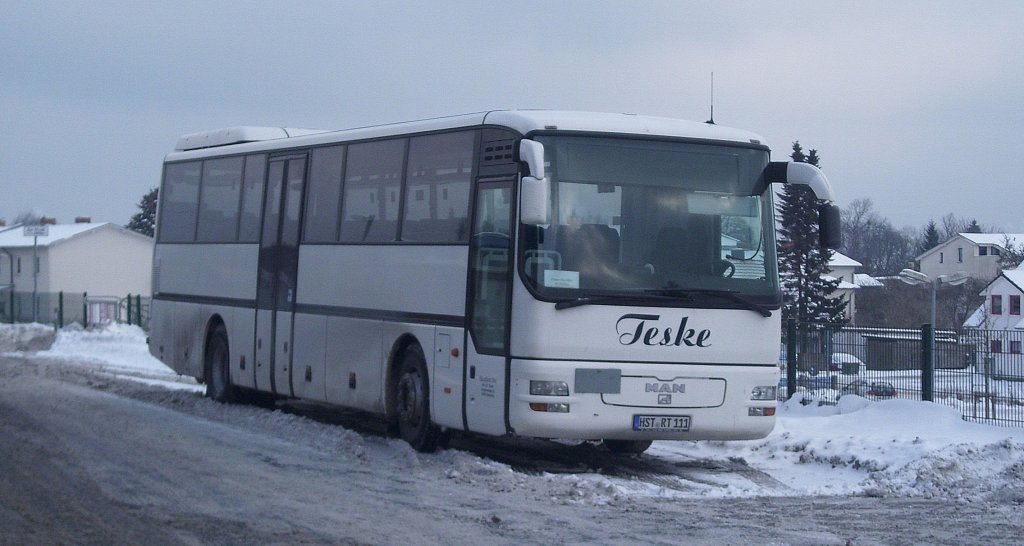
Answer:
[705,72,716,125]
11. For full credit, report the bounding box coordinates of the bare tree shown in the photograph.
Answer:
[13,211,45,225]
[999,235,1024,269]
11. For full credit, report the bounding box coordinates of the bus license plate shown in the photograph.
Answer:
[632,415,691,432]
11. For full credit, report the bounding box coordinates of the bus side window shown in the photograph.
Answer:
[237,155,266,242]
[340,139,406,243]
[402,131,474,243]
[158,161,202,242]
[197,156,244,242]
[303,145,345,242]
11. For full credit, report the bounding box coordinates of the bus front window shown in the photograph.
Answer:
[521,136,780,309]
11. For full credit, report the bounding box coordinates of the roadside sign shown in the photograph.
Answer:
[23,225,49,237]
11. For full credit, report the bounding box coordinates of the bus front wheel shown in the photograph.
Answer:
[602,439,653,455]
[395,345,442,452]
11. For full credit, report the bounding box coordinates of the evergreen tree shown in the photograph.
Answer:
[964,219,982,233]
[126,187,158,237]
[777,142,846,326]
[918,220,941,255]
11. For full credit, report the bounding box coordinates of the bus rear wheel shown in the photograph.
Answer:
[204,324,237,403]
[395,345,442,452]
[602,439,653,455]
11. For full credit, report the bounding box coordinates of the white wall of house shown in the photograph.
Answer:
[0,224,153,297]
[918,234,1023,282]
[827,253,861,321]
[48,226,153,297]
[965,274,1024,330]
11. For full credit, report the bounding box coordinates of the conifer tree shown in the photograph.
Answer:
[918,220,941,255]
[776,142,846,326]
[126,187,158,237]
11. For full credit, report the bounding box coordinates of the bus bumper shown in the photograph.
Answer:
[507,358,778,441]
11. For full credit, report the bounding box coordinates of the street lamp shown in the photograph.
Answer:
[899,269,968,400]
[898,269,969,330]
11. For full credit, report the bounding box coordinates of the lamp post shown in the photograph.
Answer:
[898,269,969,329]
[898,269,968,401]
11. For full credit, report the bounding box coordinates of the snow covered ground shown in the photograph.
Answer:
[4,323,1023,505]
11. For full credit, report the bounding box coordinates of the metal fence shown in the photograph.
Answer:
[0,291,150,330]
[782,321,1024,428]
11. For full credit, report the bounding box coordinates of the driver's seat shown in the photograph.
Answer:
[650,216,720,277]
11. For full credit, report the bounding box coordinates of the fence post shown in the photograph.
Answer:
[135,295,142,328]
[921,323,934,402]
[82,292,88,328]
[58,291,64,329]
[787,318,798,399]
[126,293,133,326]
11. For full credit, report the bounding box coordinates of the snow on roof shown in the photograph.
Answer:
[962,305,986,328]
[0,223,114,248]
[957,233,1024,247]
[1001,268,1024,291]
[823,275,858,290]
[854,273,884,287]
[828,251,862,268]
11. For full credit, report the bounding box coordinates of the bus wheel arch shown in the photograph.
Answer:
[388,338,442,452]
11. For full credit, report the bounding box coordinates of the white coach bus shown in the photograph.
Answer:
[149,110,839,453]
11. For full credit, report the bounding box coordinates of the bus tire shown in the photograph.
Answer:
[204,324,237,404]
[602,439,653,455]
[395,345,441,452]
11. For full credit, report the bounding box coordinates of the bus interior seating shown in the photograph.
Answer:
[520,225,561,279]
[649,215,720,278]
[556,224,621,273]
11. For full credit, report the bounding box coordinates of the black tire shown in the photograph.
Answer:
[602,439,653,455]
[394,345,442,452]
[204,325,237,403]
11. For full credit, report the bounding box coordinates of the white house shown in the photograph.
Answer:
[0,222,153,323]
[827,251,864,321]
[917,233,1024,282]
[962,268,1024,378]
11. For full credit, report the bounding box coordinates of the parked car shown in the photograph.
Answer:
[841,379,897,399]
[829,352,866,374]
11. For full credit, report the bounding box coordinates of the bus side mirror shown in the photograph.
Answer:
[518,139,549,225]
[521,176,550,225]
[819,203,842,249]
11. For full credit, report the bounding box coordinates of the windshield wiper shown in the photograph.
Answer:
[555,295,630,310]
[554,292,679,310]
[643,288,774,317]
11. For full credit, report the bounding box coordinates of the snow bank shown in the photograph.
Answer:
[0,322,56,352]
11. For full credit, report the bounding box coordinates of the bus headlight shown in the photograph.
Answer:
[750,385,777,400]
[530,380,569,396]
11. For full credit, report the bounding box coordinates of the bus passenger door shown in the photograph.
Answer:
[465,180,514,435]
[254,155,307,396]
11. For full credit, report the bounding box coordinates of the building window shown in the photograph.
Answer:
[991,340,1003,353]
[1011,340,1022,354]
[939,252,944,263]
[993,247,1001,256]
[992,295,1003,315]
[957,247,963,262]
[979,246,989,256]
[1011,295,1021,315]
[16,257,20,274]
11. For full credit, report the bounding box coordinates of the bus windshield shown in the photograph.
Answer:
[520,136,779,307]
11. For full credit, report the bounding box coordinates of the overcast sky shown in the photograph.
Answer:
[2,1,1023,233]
